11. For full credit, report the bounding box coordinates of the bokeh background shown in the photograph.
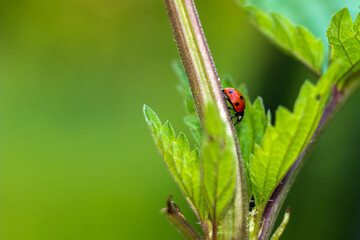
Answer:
[0,0,359,239]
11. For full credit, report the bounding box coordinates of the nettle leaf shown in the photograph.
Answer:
[327,8,360,89]
[174,62,202,145]
[143,105,207,221]
[235,84,269,196]
[221,75,237,89]
[249,62,343,207]
[184,115,202,145]
[202,103,237,224]
[243,5,324,76]
[218,208,235,239]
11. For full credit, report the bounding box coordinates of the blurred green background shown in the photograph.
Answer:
[0,0,359,239]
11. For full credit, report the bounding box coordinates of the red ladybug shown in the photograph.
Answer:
[222,88,245,125]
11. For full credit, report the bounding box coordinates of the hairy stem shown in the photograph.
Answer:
[164,0,248,239]
[259,76,360,240]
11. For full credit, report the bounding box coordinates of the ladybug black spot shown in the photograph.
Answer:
[240,96,244,100]
[229,90,234,94]
[235,102,240,106]
[315,94,321,101]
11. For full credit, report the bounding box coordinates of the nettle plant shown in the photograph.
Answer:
[144,1,360,239]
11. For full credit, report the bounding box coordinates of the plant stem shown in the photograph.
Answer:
[167,196,203,240]
[252,208,263,240]
[163,0,248,239]
[258,76,360,240]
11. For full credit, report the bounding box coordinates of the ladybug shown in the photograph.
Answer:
[222,88,245,125]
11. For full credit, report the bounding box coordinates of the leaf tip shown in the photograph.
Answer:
[143,105,162,130]
[163,120,176,140]
[143,104,151,124]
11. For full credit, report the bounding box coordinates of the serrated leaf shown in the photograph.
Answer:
[235,84,268,196]
[202,103,237,224]
[327,8,360,89]
[176,133,190,157]
[184,149,207,218]
[249,62,343,207]
[174,62,203,145]
[162,121,176,142]
[143,105,207,222]
[186,98,197,115]
[243,6,324,76]
[174,61,192,98]
[184,115,202,145]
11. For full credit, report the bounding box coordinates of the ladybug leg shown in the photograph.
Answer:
[234,111,244,125]
[234,116,242,125]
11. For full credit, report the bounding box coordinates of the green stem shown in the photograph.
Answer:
[252,208,263,240]
[167,196,203,240]
[163,0,248,239]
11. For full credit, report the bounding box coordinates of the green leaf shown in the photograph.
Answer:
[202,103,237,224]
[144,103,162,130]
[143,105,207,222]
[238,0,360,46]
[162,121,176,142]
[243,5,324,76]
[174,62,203,145]
[249,62,343,207]
[235,84,269,196]
[184,115,202,145]
[218,208,235,239]
[221,75,237,89]
[327,8,360,89]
